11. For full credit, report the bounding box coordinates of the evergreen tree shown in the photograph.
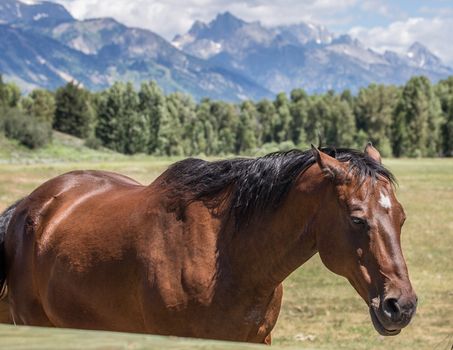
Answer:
[186,116,207,156]
[95,83,124,151]
[435,77,453,156]
[54,82,93,138]
[289,89,308,146]
[0,75,20,108]
[305,96,328,146]
[25,89,56,124]
[355,84,399,156]
[96,83,148,154]
[236,101,258,153]
[290,88,308,104]
[164,93,198,156]
[273,93,291,143]
[323,95,356,147]
[394,77,442,157]
[340,89,354,107]
[195,99,216,155]
[157,93,187,156]
[391,107,409,158]
[122,83,148,154]
[209,101,239,154]
[256,99,278,144]
[443,97,453,156]
[139,81,166,154]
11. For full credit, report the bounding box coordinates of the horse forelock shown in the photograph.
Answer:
[161,148,395,229]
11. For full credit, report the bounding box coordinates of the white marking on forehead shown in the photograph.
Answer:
[379,192,392,209]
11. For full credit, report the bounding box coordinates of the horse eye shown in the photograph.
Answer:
[351,216,367,226]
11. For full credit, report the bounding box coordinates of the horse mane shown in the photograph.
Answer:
[162,148,396,228]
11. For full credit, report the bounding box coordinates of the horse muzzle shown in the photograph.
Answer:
[369,294,417,336]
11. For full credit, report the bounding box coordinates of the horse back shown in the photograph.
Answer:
[8,170,144,249]
[4,170,151,328]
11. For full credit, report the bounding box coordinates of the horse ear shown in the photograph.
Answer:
[311,145,346,182]
[364,142,382,164]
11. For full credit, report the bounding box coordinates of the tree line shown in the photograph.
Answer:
[1,74,452,157]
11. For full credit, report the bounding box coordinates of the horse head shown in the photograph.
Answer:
[311,144,417,336]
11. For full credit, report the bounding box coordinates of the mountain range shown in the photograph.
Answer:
[0,0,452,101]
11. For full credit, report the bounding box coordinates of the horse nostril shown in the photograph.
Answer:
[383,298,401,322]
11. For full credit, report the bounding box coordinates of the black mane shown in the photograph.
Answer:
[162,148,395,228]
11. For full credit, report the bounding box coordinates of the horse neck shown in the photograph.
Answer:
[219,166,329,294]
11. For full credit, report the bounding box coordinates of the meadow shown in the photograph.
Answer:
[0,156,452,349]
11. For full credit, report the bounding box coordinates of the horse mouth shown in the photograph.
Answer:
[369,307,401,336]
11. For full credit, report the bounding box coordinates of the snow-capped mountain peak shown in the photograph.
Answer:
[1,1,452,100]
[406,41,443,69]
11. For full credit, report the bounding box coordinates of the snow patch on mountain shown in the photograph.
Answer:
[33,12,48,21]
[19,0,43,5]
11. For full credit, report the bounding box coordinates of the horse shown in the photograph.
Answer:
[0,144,417,343]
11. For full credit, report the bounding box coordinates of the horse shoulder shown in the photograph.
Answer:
[137,194,221,309]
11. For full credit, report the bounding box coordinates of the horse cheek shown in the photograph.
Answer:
[316,229,350,277]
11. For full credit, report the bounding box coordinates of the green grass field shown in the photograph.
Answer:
[0,155,452,349]
[0,325,289,350]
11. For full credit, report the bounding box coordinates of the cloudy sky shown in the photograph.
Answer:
[48,0,453,66]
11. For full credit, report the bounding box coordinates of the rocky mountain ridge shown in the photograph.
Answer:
[0,1,451,100]
[0,1,271,100]
[173,11,452,94]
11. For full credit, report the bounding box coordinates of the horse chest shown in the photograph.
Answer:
[139,270,281,341]
[202,285,283,340]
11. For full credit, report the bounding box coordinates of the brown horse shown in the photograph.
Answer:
[0,144,417,343]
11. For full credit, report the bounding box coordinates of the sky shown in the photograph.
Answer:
[47,0,453,66]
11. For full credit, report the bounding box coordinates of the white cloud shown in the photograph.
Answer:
[349,17,453,66]
[419,6,453,17]
[52,0,359,40]
[360,0,392,18]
